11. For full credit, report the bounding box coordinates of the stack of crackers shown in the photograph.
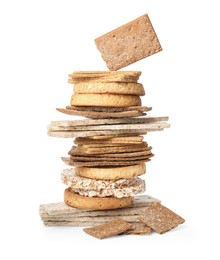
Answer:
[40,14,185,239]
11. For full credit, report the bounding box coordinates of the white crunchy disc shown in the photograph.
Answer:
[61,168,145,198]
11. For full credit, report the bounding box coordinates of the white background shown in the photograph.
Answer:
[0,0,220,259]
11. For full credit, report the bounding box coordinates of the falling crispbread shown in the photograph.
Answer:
[95,14,162,71]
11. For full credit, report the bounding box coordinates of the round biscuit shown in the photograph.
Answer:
[64,188,133,210]
[71,94,141,107]
[74,82,145,96]
[75,163,146,180]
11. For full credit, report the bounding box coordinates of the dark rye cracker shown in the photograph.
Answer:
[69,154,152,162]
[95,14,162,71]
[83,219,132,239]
[56,107,145,119]
[66,106,152,112]
[139,203,185,234]
[61,157,150,167]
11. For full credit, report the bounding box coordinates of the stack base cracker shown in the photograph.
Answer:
[39,195,160,227]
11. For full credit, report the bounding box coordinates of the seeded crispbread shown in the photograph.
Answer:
[95,14,162,70]
[83,219,132,239]
[139,203,185,234]
[64,188,133,210]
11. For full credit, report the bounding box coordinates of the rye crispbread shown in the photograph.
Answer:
[139,203,185,234]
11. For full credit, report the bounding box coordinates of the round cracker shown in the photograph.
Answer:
[64,188,133,210]
[74,82,145,96]
[75,163,146,180]
[71,94,141,107]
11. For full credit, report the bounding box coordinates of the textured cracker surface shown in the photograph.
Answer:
[139,203,185,234]
[68,71,141,83]
[83,219,132,239]
[64,188,132,210]
[66,105,151,112]
[71,93,141,107]
[74,82,145,96]
[95,14,162,70]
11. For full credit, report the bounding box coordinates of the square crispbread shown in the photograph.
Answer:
[139,203,185,234]
[66,106,152,113]
[68,146,152,157]
[61,157,150,167]
[68,71,141,83]
[83,219,132,239]
[56,107,145,118]
[51,116,168,127]
[95,14,162,71]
